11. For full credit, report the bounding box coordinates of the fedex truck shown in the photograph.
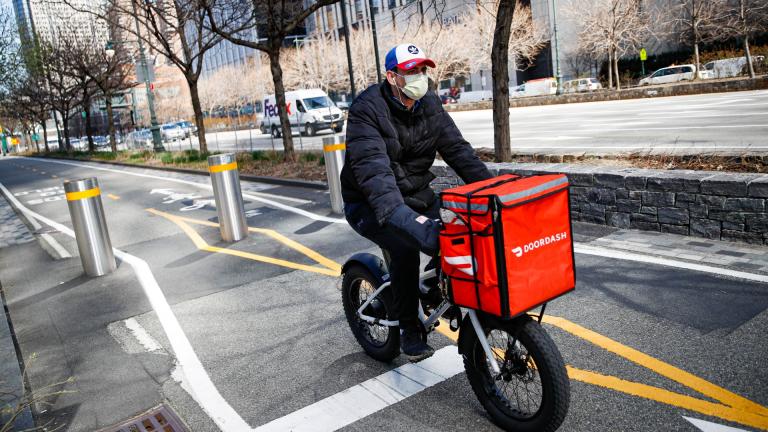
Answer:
[261,89,345,138]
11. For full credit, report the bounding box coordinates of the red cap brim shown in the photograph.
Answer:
[397,58,436,70]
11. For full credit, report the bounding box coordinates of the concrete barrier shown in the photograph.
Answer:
[431,162,768,245]
[444,76,768,112]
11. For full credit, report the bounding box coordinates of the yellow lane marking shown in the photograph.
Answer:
[209,162,237,173]
[568,367,768,430]
[164,212,342,274]
[107,194,121,200]
[146,209,340,276]
[543,315,768,418]
[435,316,767,429]
[66,187,100,201]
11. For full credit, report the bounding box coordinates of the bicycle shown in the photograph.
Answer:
[341,252,570,431]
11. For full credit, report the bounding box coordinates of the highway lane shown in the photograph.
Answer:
[160,90,768,157]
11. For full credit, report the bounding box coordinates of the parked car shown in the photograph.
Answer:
[440,94,458,105]
[335,100,351,111]
[160,123,185,141]
[261,88,345,137]
[173,120,197,138]
[563,77,603,93]
[510,84,526,98]
[704,56,766,78]
[638,64,713,86]
[93,135,109,148]
[127,129,153,148]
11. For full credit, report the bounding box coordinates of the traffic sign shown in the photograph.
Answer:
[640,48,647,61]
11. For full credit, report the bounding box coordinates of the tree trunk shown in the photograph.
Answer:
[490,0,515,163]
[268,48,295,161]
[613,49,621,90]
[41,121,49,153]
[188,80,208,154]
[607,49,613,89]
[744,36,755,79]
[692,43,700,81]
[63,114,72,154]
[54,111,62,151]
[84,102,95,152]
[106,96,118,153]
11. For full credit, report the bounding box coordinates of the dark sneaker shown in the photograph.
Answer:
[400,326,435,362]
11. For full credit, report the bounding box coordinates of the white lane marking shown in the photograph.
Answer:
[24,158,347,224]
[254,346,464,432]
[124,318,164,353]
[574,244,768,284]
[0,181,252,432]
[683,416,750,432]
[0,184,71,259]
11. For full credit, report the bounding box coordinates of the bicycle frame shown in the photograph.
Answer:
[355,268,503,374]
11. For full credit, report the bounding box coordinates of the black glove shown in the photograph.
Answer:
[386,204,440,256]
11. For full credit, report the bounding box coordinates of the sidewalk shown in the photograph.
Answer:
[0,194,35,429]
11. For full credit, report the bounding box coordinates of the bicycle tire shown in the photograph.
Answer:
[462,315,570,432]
[341,264,400,362]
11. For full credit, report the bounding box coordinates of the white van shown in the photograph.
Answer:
[704,56,765,78]
[563,77,603,93]
[261,89,344,138]
[521,78,558,97]
[638,64,713,86]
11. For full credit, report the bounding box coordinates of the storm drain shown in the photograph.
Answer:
[102,405,187,432]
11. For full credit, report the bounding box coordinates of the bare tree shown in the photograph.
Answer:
[721,0,768,78]
[40,41,81,153]
[464,0,547,162]
[204,0,341,161]
[665,0,728,81]
[57,0,223,153]
[566,0,651,89]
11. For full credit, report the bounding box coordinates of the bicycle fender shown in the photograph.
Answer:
[341,252,390,286]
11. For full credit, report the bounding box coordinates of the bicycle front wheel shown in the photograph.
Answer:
[462,315,570,432]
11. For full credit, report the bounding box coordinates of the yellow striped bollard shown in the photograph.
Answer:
[208,153,248,242]
[322,136,345,214]
[63,178,116,276]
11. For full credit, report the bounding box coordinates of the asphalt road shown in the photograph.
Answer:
[160,89,768,157]
[0,156,766,431]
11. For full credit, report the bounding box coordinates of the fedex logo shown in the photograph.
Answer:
[511,231,568,258]
[265,101,292,117]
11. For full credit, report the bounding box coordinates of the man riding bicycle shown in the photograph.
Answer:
[341,43,492,361]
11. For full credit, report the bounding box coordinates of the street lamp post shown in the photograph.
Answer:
[368,0,382,83]
[551,0,563,95]
[340,0,356,99]
[129,1,164,152]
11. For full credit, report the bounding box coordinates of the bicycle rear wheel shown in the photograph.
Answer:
[462,315,569,432]
[341,264,400,362]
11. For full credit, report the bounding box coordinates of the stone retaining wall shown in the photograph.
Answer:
[444,76,768,112]
[430,163,768,245]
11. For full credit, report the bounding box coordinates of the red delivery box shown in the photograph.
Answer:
[439,174,575,318]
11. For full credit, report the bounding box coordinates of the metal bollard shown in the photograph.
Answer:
[322,135,345,214]
[208,153,248,242]
[64,178,117,276]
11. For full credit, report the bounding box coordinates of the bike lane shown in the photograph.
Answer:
[1,156,766,431]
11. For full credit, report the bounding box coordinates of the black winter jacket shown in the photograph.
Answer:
[340,82,492,225]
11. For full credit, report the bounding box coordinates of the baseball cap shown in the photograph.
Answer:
[385,43,436,71]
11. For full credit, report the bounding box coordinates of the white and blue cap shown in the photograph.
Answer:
[385,43,436,72]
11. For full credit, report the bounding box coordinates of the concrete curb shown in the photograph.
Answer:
[444,76,768,112]
[431,161,768,246]
[29,155,329,190]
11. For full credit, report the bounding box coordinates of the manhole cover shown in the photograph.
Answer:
[100,405,187,432]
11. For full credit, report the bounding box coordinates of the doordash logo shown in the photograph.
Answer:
[511,231,568,258]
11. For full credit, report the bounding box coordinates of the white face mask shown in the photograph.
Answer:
[393,72,429,100]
